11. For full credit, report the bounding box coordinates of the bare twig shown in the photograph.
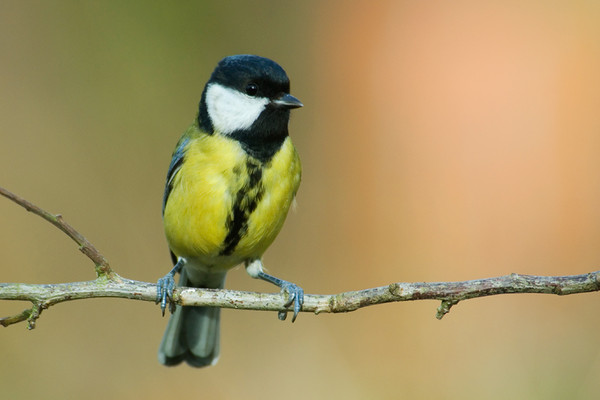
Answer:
[1,271,599,329]
[1,185,599,329]
[0,186,112,277]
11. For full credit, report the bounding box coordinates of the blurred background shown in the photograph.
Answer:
[2,1,600,399]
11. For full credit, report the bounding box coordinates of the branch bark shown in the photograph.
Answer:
[1,186,599,329]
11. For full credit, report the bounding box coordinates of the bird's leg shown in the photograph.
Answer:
[245,259,304,322]
[156,258,185,315]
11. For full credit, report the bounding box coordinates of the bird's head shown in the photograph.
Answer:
[199,55,302,141]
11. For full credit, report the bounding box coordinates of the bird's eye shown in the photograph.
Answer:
[245,83,259,96]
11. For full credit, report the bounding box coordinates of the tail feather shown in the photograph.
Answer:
[158,268,226,367]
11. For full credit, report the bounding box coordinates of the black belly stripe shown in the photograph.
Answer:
[220,159,264,256]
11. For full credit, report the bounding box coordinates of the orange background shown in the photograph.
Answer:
[1,2,600,399]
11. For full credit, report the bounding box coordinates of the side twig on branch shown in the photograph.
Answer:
[1,186,599,329]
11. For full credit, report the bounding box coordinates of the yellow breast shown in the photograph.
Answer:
[163,130,301,269]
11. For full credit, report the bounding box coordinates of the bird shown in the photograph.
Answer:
[156,54,304,367]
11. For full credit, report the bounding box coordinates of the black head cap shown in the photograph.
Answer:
[209,55,291,98]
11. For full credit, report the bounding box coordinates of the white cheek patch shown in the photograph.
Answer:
[205,83,269,134]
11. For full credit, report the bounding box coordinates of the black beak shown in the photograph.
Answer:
[272,93,303,109]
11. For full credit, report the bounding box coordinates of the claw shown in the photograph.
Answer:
[256,270,304,322]
[279,280,304,322]
[156,275,176,315]
[156,258,184,315]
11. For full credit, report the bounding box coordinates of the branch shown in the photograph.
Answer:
[1,185,599,329]
[2,271,600,326]
[0,186,112,278]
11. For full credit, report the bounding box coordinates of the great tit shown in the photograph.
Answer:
[156,55,304,367]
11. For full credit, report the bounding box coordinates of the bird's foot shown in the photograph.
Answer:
[156,259,184,315]
[255,270,304,322]
[276,279,304,322]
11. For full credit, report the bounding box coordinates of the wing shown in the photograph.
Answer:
[162,136,190,215]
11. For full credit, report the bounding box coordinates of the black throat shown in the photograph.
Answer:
[228,130,288,162]
[198,99,290,163]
